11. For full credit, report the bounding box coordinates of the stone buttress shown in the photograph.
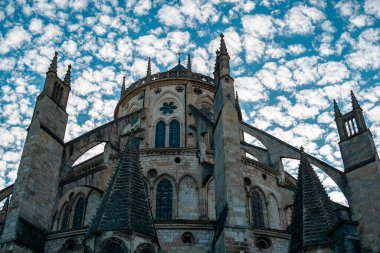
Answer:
[0,53,71,252]
[212,34,250,253]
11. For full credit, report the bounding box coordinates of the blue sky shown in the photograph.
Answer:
[0,0,379,204]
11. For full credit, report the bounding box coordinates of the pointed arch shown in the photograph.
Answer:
[250,187,267,229]
[169,119,180,147]
[155,178,173,220]
[72,195,85,229]
[178,175,199,219]
[267,194,281,229]
[60,204,70,230]
[155,120,166,148]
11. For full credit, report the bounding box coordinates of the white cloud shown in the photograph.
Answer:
[157,5,184,28]
[288,44,306,55]
[364,0,380,18]
[0,26,31,54]
[29,18,43,34]
[284,5,325,35]
[346,28,380,70]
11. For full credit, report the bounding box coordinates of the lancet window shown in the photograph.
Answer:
[169,119,180,147]
[155,121,166,148]
[72,196,85,229]
[251,190,265,229]
[156,179,173,220]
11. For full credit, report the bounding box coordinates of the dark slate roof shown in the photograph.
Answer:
[84,137,156,240]
[289,149,336,252]
[168,63,187,72]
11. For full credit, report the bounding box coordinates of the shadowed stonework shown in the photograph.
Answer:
[0,35,378,253]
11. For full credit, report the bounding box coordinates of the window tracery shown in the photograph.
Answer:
[251,190,265,229]
[160,102,177,115]
[72,196,85,229]
[169,120,180,147]
[155,121,165,148]
[156,179,173,220]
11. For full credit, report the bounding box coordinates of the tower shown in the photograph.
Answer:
[212,34,249,252]
[334,93,380,252]
[0,53,71,252]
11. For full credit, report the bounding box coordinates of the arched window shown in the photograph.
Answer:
[72,196,85,229]
[251,190,265,229]
[169,120,180,148]
[155,121,166,148]
[156,179,173,220]
[61,206,70,230]
[100,242,125,253]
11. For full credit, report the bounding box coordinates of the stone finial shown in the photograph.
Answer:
[351,90,360,109]
[219,33,228,55]
[48,52,58,73]
[63,64,71,84]
[333,99,342,118]
[300,146,304,153]
[147,57,152,79]
[121,76,126,98]
[187,54,192,72]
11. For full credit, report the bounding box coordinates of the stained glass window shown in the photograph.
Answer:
[72,197,85,229]
[252,190,265,228]
[160,102,177,115]
[61,206,70,230]
[156,179,173,220]
[169,120,180,148]
[155,121,165,148]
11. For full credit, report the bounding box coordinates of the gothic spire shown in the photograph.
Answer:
[219,33,228,55]
[289,148,336,252]
[84,136,157,241]
[63,64,71,85]
[333,99,342,118]
[187,54,192,72]
[351,90,360,109]
[235,92,242,121]
[147,57,152,80]
[48,52,58,73]
[120,76,126,98]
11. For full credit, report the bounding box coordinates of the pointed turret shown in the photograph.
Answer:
[333,99,342,118]
[147,57,152,81]
[187,54,192,72]
[84,136,157,242]
[48,52,58,73]
[351,90,360,109]
[120,76,126,98]
[219,33,228,55]
[235,92,242,121]
[63,64,71,85]
[289,148,336,252]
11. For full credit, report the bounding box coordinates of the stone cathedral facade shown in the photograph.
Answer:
[0,35,379,253]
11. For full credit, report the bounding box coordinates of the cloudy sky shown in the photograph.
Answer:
[0,0,379,205]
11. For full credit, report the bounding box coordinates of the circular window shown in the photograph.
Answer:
[193,88,202,95]
[244,177,252,186]
[255,237,271,249]
[147,169,158,178]
[181,232,194,244]
[262,174,267,180]
[174,157,181,163]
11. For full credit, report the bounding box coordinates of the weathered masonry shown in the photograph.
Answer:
[0,35,378,253]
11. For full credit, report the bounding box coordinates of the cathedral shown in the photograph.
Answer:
[0,35,379,253]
